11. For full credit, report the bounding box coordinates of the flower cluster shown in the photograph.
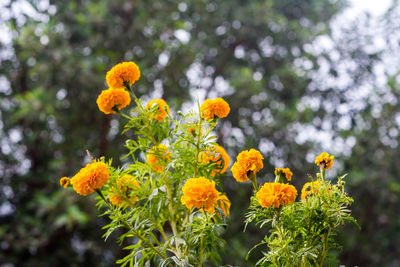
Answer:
[198,145,230,177]
[146,99,170,122]
[146,144,171,172]
[315,152,334,169]
[256,182,297,208]
[70,161,110,196]
[97,61,141,115]
[231,149,264,182]
[180,177,221,213]
[200,98,230,120]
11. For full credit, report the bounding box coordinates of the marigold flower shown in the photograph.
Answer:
[106,61,140,89]
[215,194,231,216]
[301,180,332,200]
[180,177,220,213]
[200,98,230,120]
[256,182,297,208]
[146,144,171,172]
[146,99,170,122]
[96,88,131,114]
[109,174,140,207]
[59,177,70,188]
[70,162,110,196]
[198,145,230,177]
[231,149,264,182]
[275,168,293,181]
[315,152,334,169]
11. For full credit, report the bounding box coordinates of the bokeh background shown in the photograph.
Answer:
[1,0,400,266]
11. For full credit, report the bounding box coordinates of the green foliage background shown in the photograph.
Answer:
[1,0,399,266]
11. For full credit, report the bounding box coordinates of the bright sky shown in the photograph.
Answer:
[348,0,392,16]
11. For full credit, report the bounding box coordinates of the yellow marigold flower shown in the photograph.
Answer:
[180,177,220,213]
[198,145,231,177]
[200,98,230,120]
[70,162,110,196]
[96,88,131,114]
[59,177,70,188]
[109,174,140,207]
[216,194,231,216]
[109,194,124,206]
[256,182,297,208]
[231,149,264,182]
[315,152,334,169]
[106,61,140,89]
[146,144,171,172]
[275,168,293,181]
[146,99,170,122]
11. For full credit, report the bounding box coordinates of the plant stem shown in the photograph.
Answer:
[318,228,330,267]
[199,234,204,267]
[162,174,182,257]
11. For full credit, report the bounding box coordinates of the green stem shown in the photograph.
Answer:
[250,174,257,191]
[194,106,202,177]
[320,167,326,181]
[318,228,330,267]
[199,234,204,267]
[162,174,182,257]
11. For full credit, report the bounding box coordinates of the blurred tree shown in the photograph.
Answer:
[3,0,399,266]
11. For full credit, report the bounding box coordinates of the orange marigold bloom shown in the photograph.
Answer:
[200,98,230,120]
[70,162,110,196]
[109,174,140,207]
[215,194,231,216]
[199,145,231,177]
[59,177,70,188]
[146,144,171,172]
[146,99,170,122]
[106,61,140,89]
[96,88,131,114]
[256,182,297,208]
[300,180,333,200]
[315,152,334,169]
[275,168,293,181]
[180,177,220,213]
[231,149,264,182]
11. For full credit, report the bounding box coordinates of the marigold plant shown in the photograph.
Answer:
[60,61,231,266]
[243,154,358,266]
[59,60,357,267]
